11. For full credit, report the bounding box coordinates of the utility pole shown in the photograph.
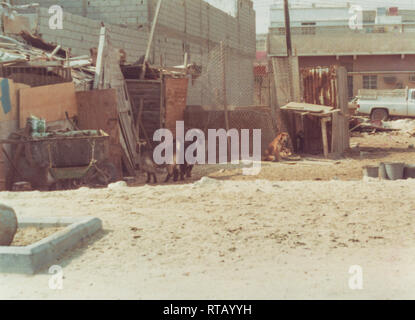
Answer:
[283,0,292,57]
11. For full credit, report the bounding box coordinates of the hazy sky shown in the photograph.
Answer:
[206,0,415,34]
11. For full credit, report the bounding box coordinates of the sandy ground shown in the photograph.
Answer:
[1,129,415,299]
[1,177,415,299]
[12,227,64,247]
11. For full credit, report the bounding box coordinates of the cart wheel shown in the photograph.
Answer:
[95,161,118,185]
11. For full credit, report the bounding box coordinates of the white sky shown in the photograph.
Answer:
[206,0,415,34]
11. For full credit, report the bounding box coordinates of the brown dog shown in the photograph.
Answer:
[263,132,293,162]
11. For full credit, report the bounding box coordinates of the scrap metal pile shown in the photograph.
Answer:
[0,3,199,191]
[0,32,95,91]
[2,119,116,191]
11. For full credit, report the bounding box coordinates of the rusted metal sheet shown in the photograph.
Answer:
[77,89,123,179]
[19,82,78,128]
[299,65,350,155]
[301,66,338,108]
[27,132,109,168]
[165,78,189,135]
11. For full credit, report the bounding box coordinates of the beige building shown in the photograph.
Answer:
[268,5,415,98]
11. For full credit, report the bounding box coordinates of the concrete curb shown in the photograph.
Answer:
[0,217,102,274]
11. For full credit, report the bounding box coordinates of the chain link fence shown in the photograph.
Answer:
[193,43,255,108]
[184,43,278,159]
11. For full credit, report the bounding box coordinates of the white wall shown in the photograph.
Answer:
[270,6,352,27]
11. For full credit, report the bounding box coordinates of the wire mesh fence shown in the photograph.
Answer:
[185,43,277,159]
[194,42,255,108]
[254,61,271,106]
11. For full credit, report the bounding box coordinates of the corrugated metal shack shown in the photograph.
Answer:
[280,66,350,157]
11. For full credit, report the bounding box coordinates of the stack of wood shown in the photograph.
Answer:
[93,27,139,176]
[0,33,94,90]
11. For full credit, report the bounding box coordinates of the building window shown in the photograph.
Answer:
[363,75,378,89]
[301,22,316,35]
[348,76,354,99]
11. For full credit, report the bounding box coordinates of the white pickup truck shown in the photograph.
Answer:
[356,87,415,121]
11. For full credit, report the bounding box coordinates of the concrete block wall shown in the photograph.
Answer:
[36,7,149,63]
[11,0,149,25]
[12,0,255,106]
[13,0,255,54]
[85,0,148,25]
[148,0,256,106]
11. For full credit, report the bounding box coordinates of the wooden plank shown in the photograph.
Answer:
[281,101,334,113]
[97,35,140,171]
[165,78,188,136]
[321,117,329,159]
[126,79,162,84]
[19,82,77,128]
[331,110,341,155]
[336,66,350,152]
[126,80,162,143]
[221,41,231,160]
[76,89,123,179]
[94,27,106,89]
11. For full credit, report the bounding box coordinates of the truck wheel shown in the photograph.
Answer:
[371,109,389,122]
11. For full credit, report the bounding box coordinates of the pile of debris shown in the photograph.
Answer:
[350,117,415,135]
[0,31,95,91]
[0,19,199,191]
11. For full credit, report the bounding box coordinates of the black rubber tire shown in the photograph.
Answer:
[371,109,389,121]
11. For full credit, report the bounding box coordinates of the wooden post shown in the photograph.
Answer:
[335,66,350,153]
[321,117,329,159]
[140,0,163,80]
[221,41,229,131]
[183,52,188,68]
[221,41,231,161]
[331,110,340,157]
[94,26,106,89]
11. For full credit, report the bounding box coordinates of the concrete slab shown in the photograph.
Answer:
[0,217,102,274]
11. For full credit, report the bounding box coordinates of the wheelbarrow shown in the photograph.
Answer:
[4,130,118,190]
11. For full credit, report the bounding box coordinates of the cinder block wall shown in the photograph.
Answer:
[12,0,256,106]
[11,0,149,25]
[36,8,149,63]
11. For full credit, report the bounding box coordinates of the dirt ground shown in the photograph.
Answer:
[2,128,415,299]
[12,227,64,247]
[130,130,415,184]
